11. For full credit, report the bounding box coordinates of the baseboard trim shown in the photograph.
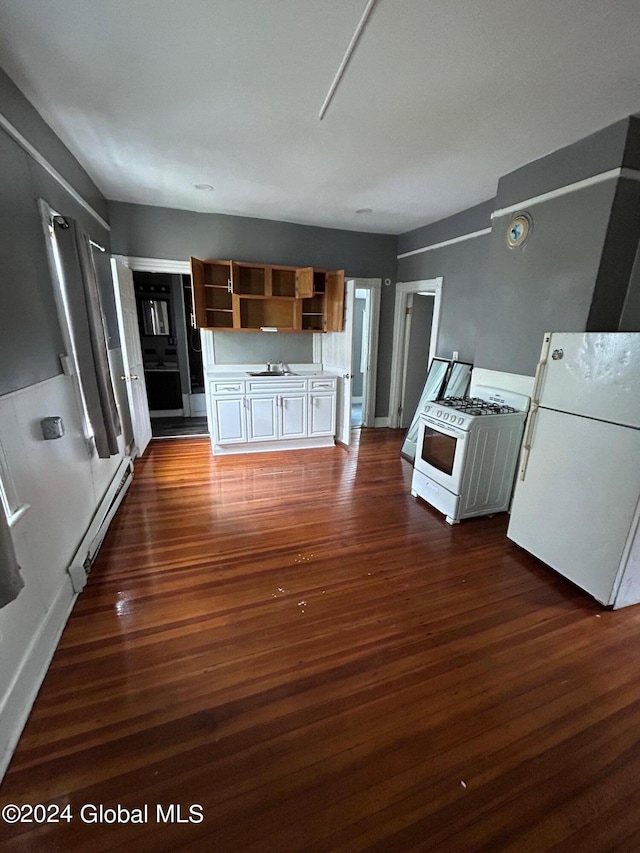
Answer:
[0,576,77,782]
[213,436,335,455]
[374,417,391,428]
[67,457,133,593]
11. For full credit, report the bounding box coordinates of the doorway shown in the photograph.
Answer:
[132,271,208,438]
[399,292,435,428]
[389,278,442,429]
[323,278,381,444]
[351,289,368,428]
[351,279,381,429]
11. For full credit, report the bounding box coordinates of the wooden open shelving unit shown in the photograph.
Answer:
[190,257,344,332]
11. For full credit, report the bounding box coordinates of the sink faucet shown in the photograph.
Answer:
[266,360,283,374]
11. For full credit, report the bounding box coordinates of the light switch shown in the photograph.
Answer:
[41,416,64,440]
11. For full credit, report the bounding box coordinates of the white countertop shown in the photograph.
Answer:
[207,370,337,380]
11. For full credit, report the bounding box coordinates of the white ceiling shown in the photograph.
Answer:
[1,0,640,235]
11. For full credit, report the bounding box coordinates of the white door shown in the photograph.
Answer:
[110,258,152,457]
[508,406,640,604]
[322,278,354,445]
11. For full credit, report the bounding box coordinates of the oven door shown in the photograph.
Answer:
[414,415,469,493]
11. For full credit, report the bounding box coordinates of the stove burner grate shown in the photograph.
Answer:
[438,396,517,416]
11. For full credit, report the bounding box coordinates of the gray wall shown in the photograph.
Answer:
[477,180,617,375]
[587,177,640,331]
[0,68,108,225]
[495,118,632,208]
[212,332,313,365]
[399,200,494,256]
[398,201,493,366]
[109,201,398,416]
[397,116,640,381]
[0,68,115,396]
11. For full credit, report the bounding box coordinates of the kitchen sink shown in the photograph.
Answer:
[247,370,298,377]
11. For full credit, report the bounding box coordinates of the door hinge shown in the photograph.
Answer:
[397,405,402,415]
[405,306,412,316]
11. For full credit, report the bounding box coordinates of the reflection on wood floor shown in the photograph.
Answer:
[4,429,640,852]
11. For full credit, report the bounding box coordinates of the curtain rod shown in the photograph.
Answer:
[51,214,106,252]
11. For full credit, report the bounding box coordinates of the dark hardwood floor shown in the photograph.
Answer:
[151,416,209,438]
[3,429,640,852]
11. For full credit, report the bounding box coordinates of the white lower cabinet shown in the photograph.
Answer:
[213,395,247,444]
[246,395,278,442]
[209,376,336,454]
[309,392,336,436]
[279,393,307,439]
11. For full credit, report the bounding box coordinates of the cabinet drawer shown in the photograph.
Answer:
[246,379,307,393]
[309,378,336,391]
[212,380,245,394]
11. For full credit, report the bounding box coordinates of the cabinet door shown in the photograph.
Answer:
[279,393,307,439]
[190,257,208,328]
[190,258,234,329]
[213,396,246,444]
[246,395,278,442]
[309,392,336,436]
[295,267,314,298]
[324,270,345,331]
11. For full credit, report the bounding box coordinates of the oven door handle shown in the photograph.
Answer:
[423,419,466,438]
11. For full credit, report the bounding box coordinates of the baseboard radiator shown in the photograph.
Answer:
[67,457,133,593]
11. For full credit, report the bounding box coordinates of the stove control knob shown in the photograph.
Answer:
[458,417,464,425]
[436,411,442,418]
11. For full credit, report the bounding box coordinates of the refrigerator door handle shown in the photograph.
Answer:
[519,333,551,481]
[531,332,552,405]
[519,404,537,480]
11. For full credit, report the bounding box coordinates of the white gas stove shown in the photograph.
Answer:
[411,385,530,524]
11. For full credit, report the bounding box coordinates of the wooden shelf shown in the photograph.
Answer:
[239,297,300,330]
[271,267,296,297]
[205,308,234,329]
[234,263,266,296]
[190,257,344,332]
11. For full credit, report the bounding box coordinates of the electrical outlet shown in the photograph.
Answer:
[452,351,459,361]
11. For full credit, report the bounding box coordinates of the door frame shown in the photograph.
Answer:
[389,278,442,429]
[348,278,381,428]
[113,255,202,416]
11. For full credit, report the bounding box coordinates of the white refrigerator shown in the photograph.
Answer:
[507,332,640,608]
